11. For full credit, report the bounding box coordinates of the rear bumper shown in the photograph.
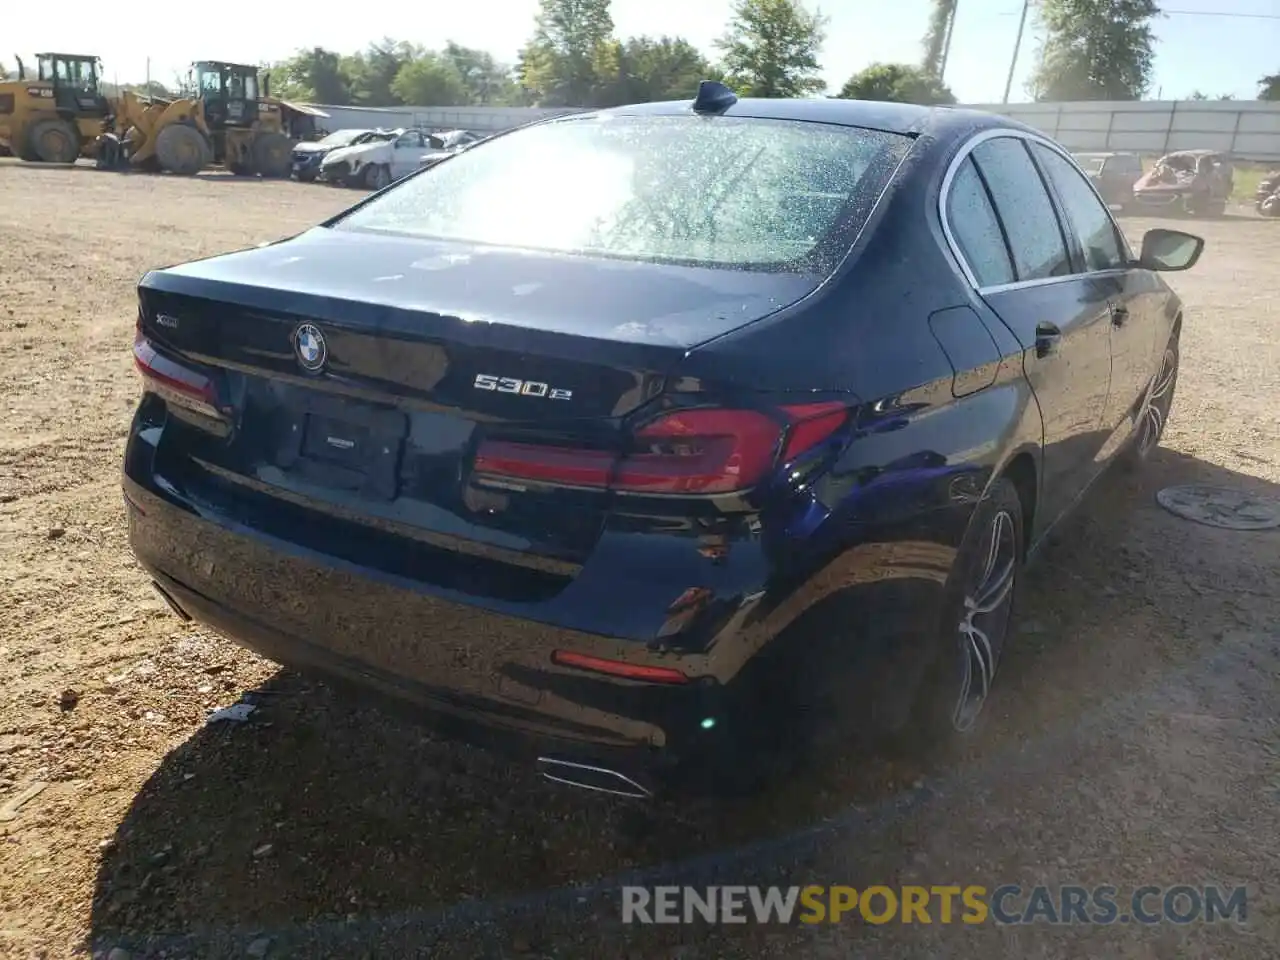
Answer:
[122,476,738,794]
[1133,191,1189,207]
[147,565,673,795]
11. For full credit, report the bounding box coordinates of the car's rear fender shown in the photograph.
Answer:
[700,357,1039,721]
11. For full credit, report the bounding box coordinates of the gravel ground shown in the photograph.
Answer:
[0,162,1277,960]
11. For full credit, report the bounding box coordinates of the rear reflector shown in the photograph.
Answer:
[551,650,690,684]
[473,402,848,496]
[133,332,224,420]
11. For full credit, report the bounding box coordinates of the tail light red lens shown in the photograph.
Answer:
[472,401,849,496]
[133,332,224,420]
[617,408,780,495]
[779,401,850,463]
[551,650,690,684]
[472,441,615,487]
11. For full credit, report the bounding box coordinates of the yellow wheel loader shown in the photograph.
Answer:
[0,53,111,163]
[97,61,295,177]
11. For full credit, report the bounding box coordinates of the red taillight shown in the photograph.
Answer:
[551,650,690,684]
[472,441,614,488]
[472,403,848,496]
[614,408,779,495]
[133,332,224,420]
[779,401,850,463]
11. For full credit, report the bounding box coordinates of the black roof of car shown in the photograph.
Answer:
[576,96,1032,140]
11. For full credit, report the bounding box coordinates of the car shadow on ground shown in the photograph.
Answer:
[86,447,1280,958]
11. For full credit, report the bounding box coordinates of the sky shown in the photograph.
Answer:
[7,0,1279,104]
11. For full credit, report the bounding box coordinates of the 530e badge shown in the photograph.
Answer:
[473,374,573,400]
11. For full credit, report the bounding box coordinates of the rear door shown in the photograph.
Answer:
[391,131,426,179]
[1029,143,1156,457]
[948,133,1115,528]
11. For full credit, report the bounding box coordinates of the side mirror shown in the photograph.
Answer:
[1137,228,1204,272]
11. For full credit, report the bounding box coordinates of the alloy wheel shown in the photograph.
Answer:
[1138,347,1177,457]
[951,509,1018,732]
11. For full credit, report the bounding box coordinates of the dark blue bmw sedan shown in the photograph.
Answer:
[123,83,1203,798]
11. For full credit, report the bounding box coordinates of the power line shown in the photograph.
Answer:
[1161,8,1280,19]
[1000,6,1280,19]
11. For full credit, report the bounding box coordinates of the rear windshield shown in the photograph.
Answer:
[332,114,911,272]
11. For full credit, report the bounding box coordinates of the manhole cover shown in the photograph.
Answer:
[1156,484,1280,530]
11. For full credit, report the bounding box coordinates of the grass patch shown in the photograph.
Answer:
[1233,166,1269,201]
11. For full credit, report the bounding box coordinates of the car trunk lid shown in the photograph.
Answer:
[135,230,823,592]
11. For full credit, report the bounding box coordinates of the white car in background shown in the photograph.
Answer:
[417,130,486,171]
[319,128,436,189]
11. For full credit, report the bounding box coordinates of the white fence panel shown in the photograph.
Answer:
[967,100,1280,161]
[306,99,1280,162]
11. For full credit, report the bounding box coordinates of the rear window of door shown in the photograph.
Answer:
[970,137,1072,282]
[945,156,1015,287]
[1107,156,1141,177]
[1031,144,1128,272]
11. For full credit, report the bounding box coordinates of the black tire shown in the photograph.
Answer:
[1122,335,1179,471]
[900,476,1024,750]
[94,135,126,171]
[28,118,80,164]
[250,132,293,178]
[155,123,211,176]
[363,163,391,190]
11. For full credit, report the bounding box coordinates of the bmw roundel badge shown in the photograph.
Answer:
[293,322,327,373]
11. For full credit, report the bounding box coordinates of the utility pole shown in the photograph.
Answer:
[939,2,959,83]
[1003,0,1031,104]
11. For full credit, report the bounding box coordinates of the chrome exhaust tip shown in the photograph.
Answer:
[535,757,653,800]
[151,581,192,622]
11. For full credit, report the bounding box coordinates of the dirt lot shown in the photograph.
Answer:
[0,162,1277,960]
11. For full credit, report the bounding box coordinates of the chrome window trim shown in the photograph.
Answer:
[938,127,1136,296]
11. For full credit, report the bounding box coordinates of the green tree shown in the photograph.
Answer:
[1029,0,1162,101]
[519,0,616,106]
[1259,73,1280,101]
[269,47,353,104]
[921,0,957,78]
[344,39,423,106]
[392,55,469,106]
[591,35,716,106]
[716,0,828,98]
[838,62,956,104]
[442,42,518,105]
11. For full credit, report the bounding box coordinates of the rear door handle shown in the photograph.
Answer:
[1110,303,1129,326]
[1035,322,1062,359]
